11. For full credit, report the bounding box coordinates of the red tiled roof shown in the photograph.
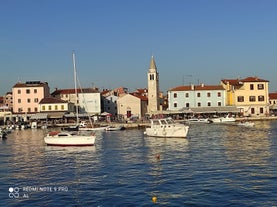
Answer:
[221,79,241,85]
[269,93,277,100]
[133,94,148,101]
[222,77,269,85]
[169,85,225,91]
[51,88,99,95]
[39,97,68,104]
[240,77,269,82]
[13,81,48,88]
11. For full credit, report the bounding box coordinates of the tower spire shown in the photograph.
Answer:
[149,56,157,70]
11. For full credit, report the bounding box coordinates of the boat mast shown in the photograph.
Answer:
[72,51,79,125]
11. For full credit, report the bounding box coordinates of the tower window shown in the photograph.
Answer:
[149,74,155,80]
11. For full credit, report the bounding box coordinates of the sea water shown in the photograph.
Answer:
[1,121,277,206]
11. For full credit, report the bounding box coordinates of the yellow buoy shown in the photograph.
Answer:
[152,196,157,203]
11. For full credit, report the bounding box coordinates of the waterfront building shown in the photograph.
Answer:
[101,87,128,117]
[221,77,269,116]
[269,92,277,115]
[167,84,226,111]
[101,92,118,117]
[52,88,101,115]
[39,97,74,119]
[12,81,50,114]
[4,92,13,111]
[117,93,148,120]
[147,56,161,114]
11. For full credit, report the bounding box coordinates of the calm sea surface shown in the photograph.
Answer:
[1,121,277,206]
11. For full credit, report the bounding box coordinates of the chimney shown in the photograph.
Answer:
[191,84,194,90]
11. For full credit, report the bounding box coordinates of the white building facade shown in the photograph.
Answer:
[168,84,226,110]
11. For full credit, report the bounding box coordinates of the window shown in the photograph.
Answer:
[197,92,201,97]
[28,108,31,112]
[26,89,30,94]
[258,96,264,101]
[18,89,21,94]
[174,103,177,108]
[55,105,58,110]
[34,89,37,93]
[237,96,244,102]
[207,92,211,97]
[27,98,31,103]
[250,84,254,90]
[185,93,189,98]
[42,106,45,111]
[34,98,39,103]
[258,84,264,90]
[48,106,52,110]
[18,99,21,103]
[218,102,222,106]
[149,74,155,80]
[61,105,64,110]
[251,108,255,114]
[207,102,211,106]
[186,103,189,107]
[197,102,201,107]
[260,107,264,114]
[249,96,256,102]
[173,93,177,98]
[34,107,38,112]
[217,92,221,97]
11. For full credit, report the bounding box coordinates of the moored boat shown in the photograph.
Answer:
[145,117,189,138]
[105,126,125,131]
[188,117,211,123]
[44,51,97,146]
[211,115,236,123]
[44,131,95,146]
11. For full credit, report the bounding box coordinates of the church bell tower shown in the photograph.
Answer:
[147,56,160,113]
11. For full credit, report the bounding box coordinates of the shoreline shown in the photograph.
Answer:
[2,116,277,130]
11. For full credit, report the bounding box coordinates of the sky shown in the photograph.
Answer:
[1,0,277,95]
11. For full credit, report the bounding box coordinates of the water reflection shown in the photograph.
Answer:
[1,123,276,206]
[223,122,272,167]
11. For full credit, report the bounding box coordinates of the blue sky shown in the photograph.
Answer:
[1,0,277,95]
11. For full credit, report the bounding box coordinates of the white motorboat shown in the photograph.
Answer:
[105,126,125,131]
[211,115,236,123]
[44,131,95,146]
[188,117,211,123]
[145,117,189,138]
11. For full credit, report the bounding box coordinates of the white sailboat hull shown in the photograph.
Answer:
[44,132,95,146]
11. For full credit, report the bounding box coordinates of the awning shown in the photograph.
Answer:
[189,106,240,113]
[29,113,48,120]
[48,112,65,119]
[64,113,91,118]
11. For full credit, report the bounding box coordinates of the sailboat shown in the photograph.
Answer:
[44,52,96,146]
